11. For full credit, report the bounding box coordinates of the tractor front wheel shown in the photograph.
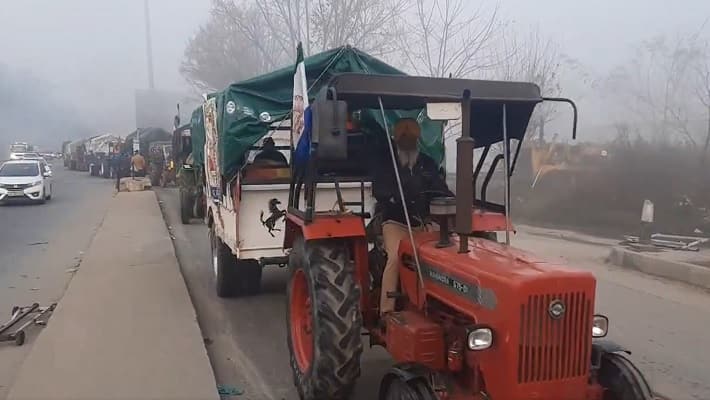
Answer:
[179,189,193,224]
[287,238,363,400]
[381,376,436,400]
[598,352,654,400]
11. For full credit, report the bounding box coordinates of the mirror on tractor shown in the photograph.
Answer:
[426,102,462,121]
[311,99,348,161]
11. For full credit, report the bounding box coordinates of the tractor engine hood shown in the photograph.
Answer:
[398,232,597,400]
[399,232,596,316]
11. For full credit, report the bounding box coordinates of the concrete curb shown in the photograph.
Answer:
[7,191,219,400]
[607,246,710,290]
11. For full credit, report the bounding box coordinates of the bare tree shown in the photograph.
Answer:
[181,0,410,91]
[398,0,504,78]
[180,1,280,91]
[495,27,563,142]
[691,37,710,163]
[310,0,409,57]
[604,33,703,146]
[248,0,410,58]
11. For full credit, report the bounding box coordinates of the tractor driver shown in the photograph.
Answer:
[373,118,453,316]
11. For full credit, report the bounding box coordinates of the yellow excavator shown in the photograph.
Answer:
[530,135,608,188]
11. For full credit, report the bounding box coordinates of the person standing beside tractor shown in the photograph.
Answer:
[131,150,146,177]
[373,117,453,316]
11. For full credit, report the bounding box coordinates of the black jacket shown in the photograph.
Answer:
[372,148,453,226]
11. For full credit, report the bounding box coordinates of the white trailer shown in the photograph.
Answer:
[203,99,372,297]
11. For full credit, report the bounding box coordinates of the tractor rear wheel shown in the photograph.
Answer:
[179,189,193,224]
[598,352,654,400]
[287,238,363,400]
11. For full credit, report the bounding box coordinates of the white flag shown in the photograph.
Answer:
[292,42,309,146]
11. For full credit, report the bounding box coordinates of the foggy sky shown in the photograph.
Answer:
[1,0,709,149]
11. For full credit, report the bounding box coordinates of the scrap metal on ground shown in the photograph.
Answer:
[621,233,709,251]
[0,302,56,346]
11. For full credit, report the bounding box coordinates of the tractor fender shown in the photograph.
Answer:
[378,364,431,400]
[284,214,365,249]
[593,339,630,355]
[591,339,630,370]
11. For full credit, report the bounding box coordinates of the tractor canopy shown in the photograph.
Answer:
[86,134,121,155]
[190,45,445,179]
[323,73,544,148]
[124,127,172,155]
[172,123,192,163]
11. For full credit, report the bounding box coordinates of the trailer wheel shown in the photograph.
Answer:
[238,260,262,296]
[287,237,362,400]
[195,194,206,219]
[210,225,238,297]
[179,189,193,224]
[598,353,654,400]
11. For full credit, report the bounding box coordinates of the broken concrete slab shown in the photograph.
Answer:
[119,176,152,192]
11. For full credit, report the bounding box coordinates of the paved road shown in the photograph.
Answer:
[0,162,114,399]
[158,188,710,400]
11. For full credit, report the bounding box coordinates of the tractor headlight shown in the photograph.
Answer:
[592,314,608,338]
[467,327,493,350]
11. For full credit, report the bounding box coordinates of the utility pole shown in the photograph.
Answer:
[144,0,155,90]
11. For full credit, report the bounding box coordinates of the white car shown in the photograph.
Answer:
[0,160,53,204]
[10,152,43,161]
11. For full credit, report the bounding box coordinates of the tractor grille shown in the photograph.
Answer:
[517,292,592,383]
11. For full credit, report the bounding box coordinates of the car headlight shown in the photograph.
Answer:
[31,180,43,187]
[467,327,493,350]
[592,314,608,338]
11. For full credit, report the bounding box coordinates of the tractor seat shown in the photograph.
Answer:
[317,131,371,177]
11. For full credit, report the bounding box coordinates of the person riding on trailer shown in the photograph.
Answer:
[253,137,288,166]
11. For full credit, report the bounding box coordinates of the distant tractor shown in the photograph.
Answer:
[173,121,204,224]
[282,74,657,400]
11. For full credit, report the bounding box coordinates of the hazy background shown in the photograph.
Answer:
[1,0,708,152]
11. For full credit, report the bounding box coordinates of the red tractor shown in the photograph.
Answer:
[284,74,657,400]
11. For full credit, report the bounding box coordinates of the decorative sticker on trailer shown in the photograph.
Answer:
[203,98,220,200]
[260,198,286,237]
[402,255,497,310]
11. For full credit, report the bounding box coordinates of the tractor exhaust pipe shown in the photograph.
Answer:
[456,90,474,253]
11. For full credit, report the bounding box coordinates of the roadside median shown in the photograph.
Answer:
[7,191,218,400]
[607,246,710,290]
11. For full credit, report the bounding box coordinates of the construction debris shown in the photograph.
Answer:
[0,303,57,346]
[621,233,709,252]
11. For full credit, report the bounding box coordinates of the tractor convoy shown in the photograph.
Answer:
[61,128,173,183]
[176,46,657,400]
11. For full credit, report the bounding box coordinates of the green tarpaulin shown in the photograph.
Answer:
[190,106,206,166]
[192,46,444,178]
